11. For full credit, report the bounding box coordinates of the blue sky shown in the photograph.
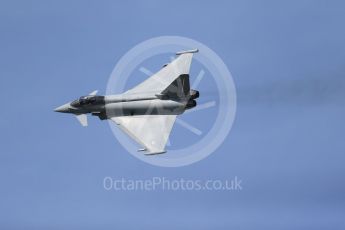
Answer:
[1,0,345,229]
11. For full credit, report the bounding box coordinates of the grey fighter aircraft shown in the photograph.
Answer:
[54,49,200,155]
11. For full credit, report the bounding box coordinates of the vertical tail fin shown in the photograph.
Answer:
[160,74,190,100]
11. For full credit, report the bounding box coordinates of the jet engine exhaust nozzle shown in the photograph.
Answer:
[189,89,199,100]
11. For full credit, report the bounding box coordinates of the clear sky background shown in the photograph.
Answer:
[1,0,345,229]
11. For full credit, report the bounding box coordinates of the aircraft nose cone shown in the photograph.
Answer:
[54,103,70,113]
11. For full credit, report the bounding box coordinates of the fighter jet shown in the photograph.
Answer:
[54,49,200,155]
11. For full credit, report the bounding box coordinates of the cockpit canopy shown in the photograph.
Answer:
[71,95,104,107]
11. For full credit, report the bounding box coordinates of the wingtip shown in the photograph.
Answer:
[144,150,166,155]
[137,148,166,155]
[176,49,199,55]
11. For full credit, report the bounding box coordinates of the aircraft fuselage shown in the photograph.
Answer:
[55,93,195,120]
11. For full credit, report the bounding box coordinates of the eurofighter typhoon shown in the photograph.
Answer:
[54,49,200,155]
